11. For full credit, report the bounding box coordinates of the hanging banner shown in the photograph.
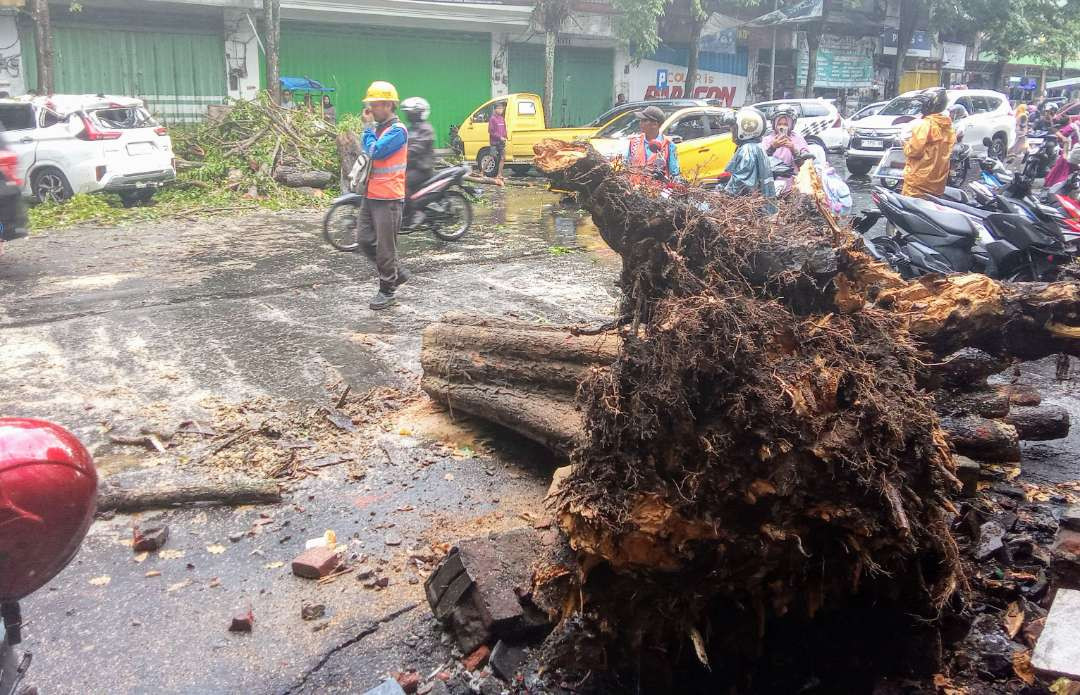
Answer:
[748,0,823,27]
[796,34,875,88]
[627,59,748,106]
[699,28,737,54]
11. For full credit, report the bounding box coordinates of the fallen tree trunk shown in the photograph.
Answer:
[98,478,282,513]
[1005,404,1071,441]
[421,140,1080,689]
[934,387,1012,419]
[273,166,333,189]
[938,415,1021,462]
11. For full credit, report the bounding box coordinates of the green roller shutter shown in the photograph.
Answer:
[508,44,613,127]
[280,23,491,148]
[22,10,225,124]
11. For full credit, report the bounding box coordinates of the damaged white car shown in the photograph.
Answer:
[0,94,176,205]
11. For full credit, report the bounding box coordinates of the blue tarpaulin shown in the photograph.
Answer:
[279,76,335,93]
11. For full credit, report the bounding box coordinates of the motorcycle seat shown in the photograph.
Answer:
[895,195,977,239]
[423,168,461,186]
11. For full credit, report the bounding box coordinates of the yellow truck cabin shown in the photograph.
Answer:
[453,93,599,176]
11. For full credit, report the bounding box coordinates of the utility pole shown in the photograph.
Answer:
[768,0,778,99]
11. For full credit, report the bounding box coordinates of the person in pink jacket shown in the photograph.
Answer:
[488,101,508,180]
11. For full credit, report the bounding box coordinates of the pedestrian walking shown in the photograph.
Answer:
[359,80,410,310]
[488,101,507,181]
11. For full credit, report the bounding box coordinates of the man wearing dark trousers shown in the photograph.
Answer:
[359,80,410,310]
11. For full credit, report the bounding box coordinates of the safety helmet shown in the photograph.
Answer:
[771,103,799,132]
[1069,147,1080,167]
[948,103,968,121]
[915,87,948,116]
[1043,102,1059,113]
[400,96,431,123]
[0,418,98,602]
[734,107,766,142]
[363,81,400,104]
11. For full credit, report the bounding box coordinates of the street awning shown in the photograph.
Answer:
[1046,76,1080,90]
[279,76,335,93]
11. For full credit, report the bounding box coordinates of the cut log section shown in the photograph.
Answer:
[1005,405,1071,441]
[938,415,1021,462]
[934,387,1012,419]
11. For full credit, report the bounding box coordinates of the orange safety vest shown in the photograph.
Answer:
[367,120,409,200]
[626,133,673,184]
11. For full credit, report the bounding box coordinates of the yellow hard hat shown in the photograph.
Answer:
[363,81,399,103]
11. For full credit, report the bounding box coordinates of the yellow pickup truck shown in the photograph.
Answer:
[452,93,599,177]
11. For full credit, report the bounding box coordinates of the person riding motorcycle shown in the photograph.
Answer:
[901,87,955,198]
[762,104,809,169]
[401,96,435,227]
[722,107,775,198]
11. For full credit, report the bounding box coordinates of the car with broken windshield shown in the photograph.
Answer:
[0,94,176,205]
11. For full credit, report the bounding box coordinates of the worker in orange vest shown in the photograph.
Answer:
[360,80,410,310]
[622,105,681,184]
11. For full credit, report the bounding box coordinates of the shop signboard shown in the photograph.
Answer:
[627,59,748,106]
[796,34,875,88]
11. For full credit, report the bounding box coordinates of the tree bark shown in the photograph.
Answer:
[685,5,705,96]
[30,0,54,95]
[273,167,333,188]
[938,415,1020,462]
[98,478,282,514]
[934,388,1011,420]
[892,0,920,98]
[336,131,362,192]
[544,28,557,125]
[264,0,282,104]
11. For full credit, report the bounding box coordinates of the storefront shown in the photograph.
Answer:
[624,45,750,107]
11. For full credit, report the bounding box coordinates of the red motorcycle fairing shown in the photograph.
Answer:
[0,418,97,602]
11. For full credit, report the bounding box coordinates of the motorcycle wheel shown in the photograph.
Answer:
[432,191,472,241]
[323,199,362,252]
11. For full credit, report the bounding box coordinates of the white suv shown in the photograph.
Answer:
[845,89,1015,177]
[753,99,846,152]
[0,95,175,205]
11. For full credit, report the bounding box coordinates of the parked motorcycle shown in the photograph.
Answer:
[856,185,1070,281]
[322,163,480,251]
[0,418,98,695]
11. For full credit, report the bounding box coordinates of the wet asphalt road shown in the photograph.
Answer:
[0,183,618,695]
[0,171,1075,694]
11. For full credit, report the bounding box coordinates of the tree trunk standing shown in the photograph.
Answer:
[263,0,281,104]
[544,28,556,124]
[992,59,1007,92]
[892,0,919,98]
[803,23,821,98]
[685,9,704,96]
[1061,55,1067,81]
[29,0,53,94]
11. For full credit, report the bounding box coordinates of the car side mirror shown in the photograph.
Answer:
[669,135,683,144]
[982,136,992,147]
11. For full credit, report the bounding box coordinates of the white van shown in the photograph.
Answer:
[0,95,176,205]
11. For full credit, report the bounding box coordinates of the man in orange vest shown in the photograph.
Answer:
[359,80,409,310]
[622,105,681,183]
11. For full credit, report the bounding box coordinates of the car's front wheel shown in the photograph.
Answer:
[31,167,73,203]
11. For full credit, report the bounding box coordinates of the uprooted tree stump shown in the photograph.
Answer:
[420,140,1080,691]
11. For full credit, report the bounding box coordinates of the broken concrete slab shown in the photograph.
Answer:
[424,528,556,653]
[1032,588,1080,678]
[1052,528,1080,589]
[490,640,526,681]
[1061,505,1080,533]
[976,521,1006,561]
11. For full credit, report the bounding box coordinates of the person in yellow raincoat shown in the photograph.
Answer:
[901,87,955,198]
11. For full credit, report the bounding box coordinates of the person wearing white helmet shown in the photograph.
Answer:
[722,107,775,198]
[401,96,435,227]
